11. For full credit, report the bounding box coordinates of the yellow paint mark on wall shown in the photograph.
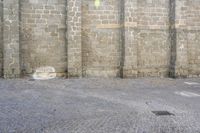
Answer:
[95,0,100,8]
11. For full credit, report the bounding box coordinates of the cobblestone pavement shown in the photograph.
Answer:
[0,78,200,133]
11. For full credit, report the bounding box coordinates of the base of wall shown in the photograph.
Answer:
[4,74,21,79]
[169,67,189,78]
[122,68,138,78]
[22,72,66,79]
[83,68,120,78]
[123,67,169,78]
[67,68,82,78]
[2,71,200,79]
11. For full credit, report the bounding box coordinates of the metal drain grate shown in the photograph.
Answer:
[152,111,175,116]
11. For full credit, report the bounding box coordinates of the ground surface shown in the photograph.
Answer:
[0,78,200,133]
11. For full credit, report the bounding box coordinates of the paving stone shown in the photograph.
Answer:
[0,78,200,132]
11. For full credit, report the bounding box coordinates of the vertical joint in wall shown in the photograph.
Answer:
[169,0,189,78]
[120,0,125,78]
[0,0,3,77]
[64,0,68,78]
[18,0,22,78]
[169,0,177,78]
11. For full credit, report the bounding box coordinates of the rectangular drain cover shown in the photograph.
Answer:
[152,111,174,116]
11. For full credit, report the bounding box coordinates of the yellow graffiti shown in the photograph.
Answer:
[95,0,100,8]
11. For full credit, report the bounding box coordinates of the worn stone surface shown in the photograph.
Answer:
[0,0,200,78]
[0,78,200,132]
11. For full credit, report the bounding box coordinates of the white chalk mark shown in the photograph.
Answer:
[180,44,184,50]
[95,0,100,8]
[184,82,199,85]
[33,66,56,80]
[175,91,200,98]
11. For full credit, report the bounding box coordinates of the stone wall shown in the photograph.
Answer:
[20,0,67,76]
[137,0,170,77]
[0,0,200,78]
[82,0,122,77]
[67,0,82,77]
[170,0,200,77]
[3,0,20,78]
[123,0,138,78]
[187,0,200,77]
[0,1,3,76]
[123,0,171,78]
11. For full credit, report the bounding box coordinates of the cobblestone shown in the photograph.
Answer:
[0,78,200,132]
